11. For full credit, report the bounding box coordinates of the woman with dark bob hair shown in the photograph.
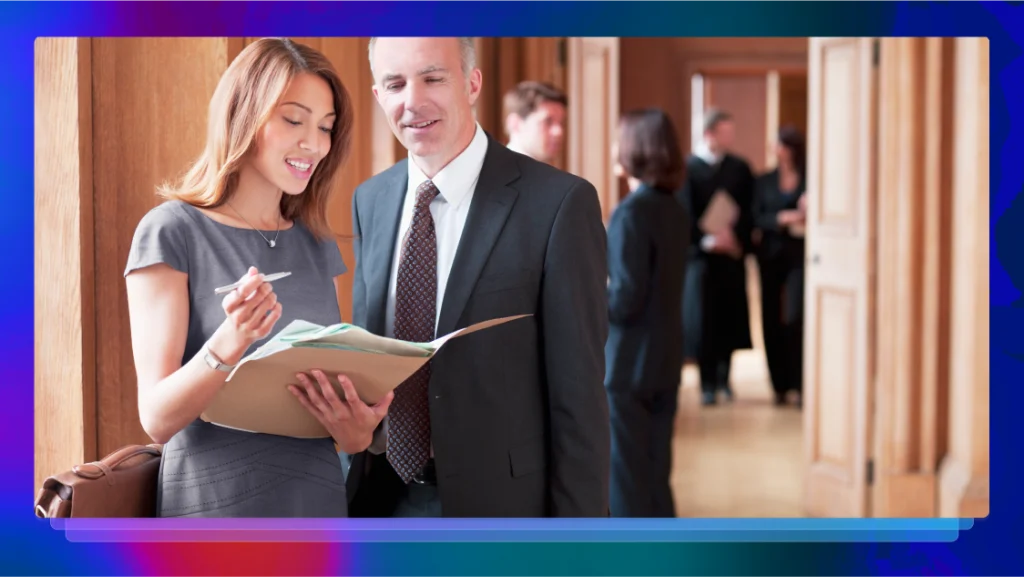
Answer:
[752,124,807,407]
[605,108,690,517]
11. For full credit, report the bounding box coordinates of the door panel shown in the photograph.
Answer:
[803,37,878,517]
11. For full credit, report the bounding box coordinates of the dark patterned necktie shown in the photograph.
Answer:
[387,180,440,483]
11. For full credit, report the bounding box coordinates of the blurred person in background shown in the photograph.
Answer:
[677,108,755,406]
[503,80,567,165]
[606,108,689,517]
[753,125,807,407]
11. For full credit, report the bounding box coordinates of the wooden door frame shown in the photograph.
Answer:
[688,57,808,172]
[566,37,620,222]
[687,56,808,80]
[871,37,957,518]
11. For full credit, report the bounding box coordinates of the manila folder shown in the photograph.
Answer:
[698,189,740,235]
[200,314,531,438]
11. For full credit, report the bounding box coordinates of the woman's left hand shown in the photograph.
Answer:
[288,370,393,454]
[778,209,805,227]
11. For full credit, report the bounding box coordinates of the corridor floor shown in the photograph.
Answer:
[671,347,805,518]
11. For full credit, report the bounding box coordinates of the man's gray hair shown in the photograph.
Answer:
[367,37,477,79]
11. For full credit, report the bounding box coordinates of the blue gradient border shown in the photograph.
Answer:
[4,1,1019,575]
[48,518,967,543]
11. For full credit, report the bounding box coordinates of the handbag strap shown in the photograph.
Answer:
[71,444,162,481]
[35,482,73,518]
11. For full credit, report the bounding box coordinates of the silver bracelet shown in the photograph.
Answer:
[202,346,235,373]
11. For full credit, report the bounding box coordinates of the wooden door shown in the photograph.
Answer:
[566,37,619,221]
[802,37,879,517]
[702,73,769,174]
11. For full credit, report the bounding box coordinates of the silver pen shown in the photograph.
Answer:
[214,271,292,295]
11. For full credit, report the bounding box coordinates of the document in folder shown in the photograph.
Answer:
[200,314,531,438]
[698,189,740,235]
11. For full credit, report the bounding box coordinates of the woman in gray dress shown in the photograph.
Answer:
[123,38,392,517]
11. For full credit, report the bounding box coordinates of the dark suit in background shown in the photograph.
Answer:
[605,184,689,517]
[347,137,610,517]
[753,169,807,402]
[677,153,755,403]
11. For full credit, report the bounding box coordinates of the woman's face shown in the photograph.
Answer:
[775,141,793,166]
[248,73,336,196]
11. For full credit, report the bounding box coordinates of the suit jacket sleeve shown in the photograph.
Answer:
[607,202,652,324]
[542,179,611,517]
[352,186,389,456]
[352,185,367,328]
[735,162,757,254]
[752,176,782,232]
[676,176,704,252]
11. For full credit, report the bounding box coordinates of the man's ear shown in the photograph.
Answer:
[467,68,483,106]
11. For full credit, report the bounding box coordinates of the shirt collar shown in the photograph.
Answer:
[408,123,489,209]
[505,139,525,157]
[695,142,721,166]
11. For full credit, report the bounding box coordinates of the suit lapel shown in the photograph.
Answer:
[437,141,521,337]
[366,161,408,336]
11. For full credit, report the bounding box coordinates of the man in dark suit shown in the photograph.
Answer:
[677,108,755,406]
[345,36,610,518]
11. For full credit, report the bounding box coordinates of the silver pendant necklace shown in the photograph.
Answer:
[228,202,281,248]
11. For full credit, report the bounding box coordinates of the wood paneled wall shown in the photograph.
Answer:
[938,37,990,518]
[871,37,989,518]
[873,37,955,517]
[35,38,96,495]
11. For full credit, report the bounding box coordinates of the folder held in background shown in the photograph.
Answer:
[698,189,739,235]
[201,314,531,438]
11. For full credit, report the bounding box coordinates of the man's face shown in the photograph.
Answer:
[371,37,482,166]
[508,100,566,163]
[706,119,736,151]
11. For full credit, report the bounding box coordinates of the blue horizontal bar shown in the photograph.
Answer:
[61,529,960,543]
[48,517,973,543]
[49,518,965,532]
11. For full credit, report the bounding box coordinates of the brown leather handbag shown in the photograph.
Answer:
[34,444,163,518]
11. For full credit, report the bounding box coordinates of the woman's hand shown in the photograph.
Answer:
[709,229,743,259]
[219,267,283,349]
[777,209,805,227]
[289,370,393,454]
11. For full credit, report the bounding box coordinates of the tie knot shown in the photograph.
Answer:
[415,180,440,208]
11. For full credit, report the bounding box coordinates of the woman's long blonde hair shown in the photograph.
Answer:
[159,38,353,239]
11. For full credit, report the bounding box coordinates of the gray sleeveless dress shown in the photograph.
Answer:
[124,200,348,517]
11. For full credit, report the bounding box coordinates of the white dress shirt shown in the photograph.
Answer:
[694,141,721,167]
[693,142,733,253]
[368,123,489,456]
[384,123,489,339]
